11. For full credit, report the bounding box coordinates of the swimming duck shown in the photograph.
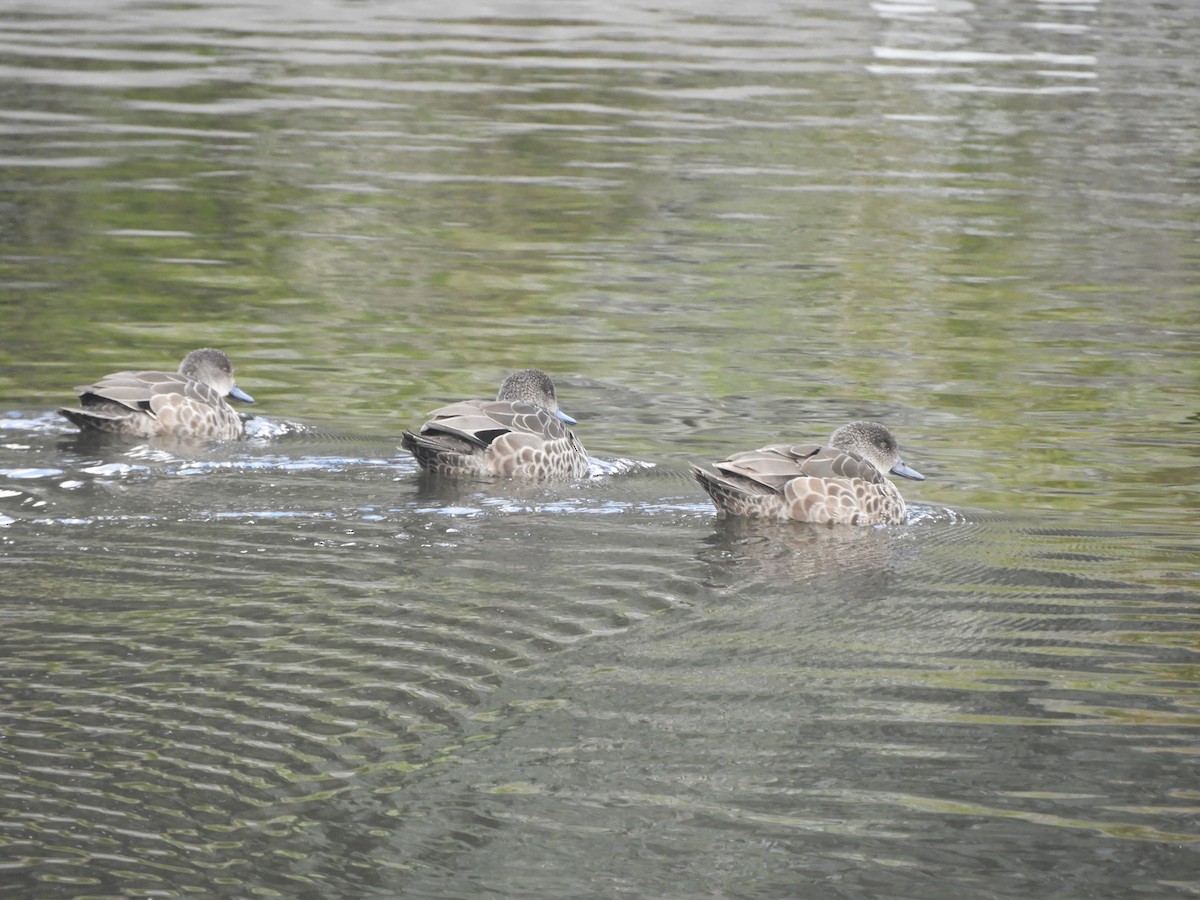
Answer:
[691,421,924,525]
[401,369,589,479]
[58,347,254,441]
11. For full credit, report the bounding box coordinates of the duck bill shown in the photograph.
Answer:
[228,385,256,404]
[891,460,924,481]
[554,408,577,425]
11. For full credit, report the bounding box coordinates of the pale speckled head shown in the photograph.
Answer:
[830,421,924,481]
[497,369,575,424]
[179,348,254,404]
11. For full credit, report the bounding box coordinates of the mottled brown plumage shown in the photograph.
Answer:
[691,421,925,525]
[401,369,589,480]
[58,348,254,441]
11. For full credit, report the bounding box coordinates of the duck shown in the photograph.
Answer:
[691,420,924,525]
[58,347,254,441]
[401,369,589,479]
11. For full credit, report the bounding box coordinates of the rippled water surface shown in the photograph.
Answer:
[1,0,1198,897]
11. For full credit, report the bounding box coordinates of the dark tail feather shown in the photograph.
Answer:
[691,464,774,517]
[691,464,739,511]
[402,429,472,473]
[57,407,125,433]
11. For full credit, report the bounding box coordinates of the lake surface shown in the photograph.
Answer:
[1,0,1198,897]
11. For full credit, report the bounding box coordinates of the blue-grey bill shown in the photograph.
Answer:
[891,460,924,481]
[229,385,255,404]
[555,408,577,425]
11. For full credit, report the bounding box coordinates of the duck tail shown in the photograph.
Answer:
[690,464,749,514]
[401,429,473,474]
[57,407,125,433]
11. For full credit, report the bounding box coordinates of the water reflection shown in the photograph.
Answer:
[2,400,1200,895]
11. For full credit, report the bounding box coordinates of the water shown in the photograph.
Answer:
[1,0,1198,897]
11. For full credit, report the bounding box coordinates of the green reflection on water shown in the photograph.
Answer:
[0,14,1197,535]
